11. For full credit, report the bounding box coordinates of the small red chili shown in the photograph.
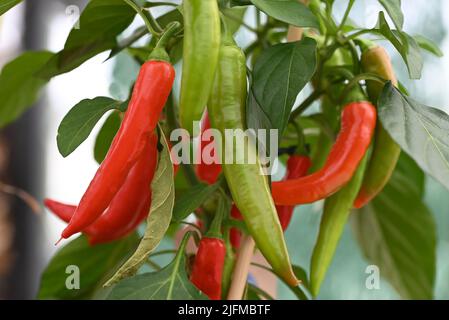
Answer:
[190,237,226,300]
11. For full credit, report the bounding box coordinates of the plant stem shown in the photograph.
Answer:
[339,73,385,103]
[179,221,203,233]
[346,29,373,41]
[144,1,178,8]
[148,250,177,258]
[145,259,162,270]
[0,181,41,214]
[123,0,161,37]
[155,21,181,49]
[289,90,323,121]
[338,0,355,31]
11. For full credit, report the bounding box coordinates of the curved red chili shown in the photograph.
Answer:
[62,61,175,239]
[47,134,158,245]
[272,102,376,206]
[196,112,222,184]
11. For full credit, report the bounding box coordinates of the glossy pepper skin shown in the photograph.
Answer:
[272,102,377,206]
[190,237,226,300]
[310,154,368,296]
[62,61,174,239]
[45,134,158,245]
[277,155,312,231]
[230,155,312,248]
[229,205,243,248]
[196,112,222,184]
[179,0,220,135]
[208,43,298,286]
[354,46,401,209]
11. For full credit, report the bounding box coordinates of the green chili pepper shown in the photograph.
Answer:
[354,45,401,209]
[179,0,221,135]
[208,43,298,287]
[309,153,368,297]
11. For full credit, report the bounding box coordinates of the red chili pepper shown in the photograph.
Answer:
[190,195,226,300]
[276,155,312,231]
[229,205,243,248]
[46,134,158,245]
[196,112,222,184]
[190,237,226,300]
[167,140,180,176]
[61,61,175,239]
[272,102,376,206]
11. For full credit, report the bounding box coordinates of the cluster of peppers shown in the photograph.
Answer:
[45,55,176,244]
[44,0,400,301]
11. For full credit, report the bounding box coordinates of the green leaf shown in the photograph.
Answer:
[251,38,317,135]
[353,154,436,299]
[39,0,136,78]
[376,12,422,79]
[37,234,139,300]
[94,111,122,164]
[379,82,449,193]
[0,51,54,128]
[57,97,126,157]
[246,75,274,141]
[246,284,274,300]
[105,130,175,286]
[107,233,206,300]
[250,0,319,28]
[222,6,248,35]
[413,35,444,57]
[378,0,403,30]
[172,183,220,222]
[0,0,22,15]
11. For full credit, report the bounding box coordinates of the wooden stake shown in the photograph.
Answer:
[287,0,310,42]
[227,235,256,300]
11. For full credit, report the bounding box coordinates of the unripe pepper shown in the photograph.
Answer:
[354,46,401,209]
[272,101,376,206]
[179,0,221,135]
[207,42,298,286]
[61,60,175,239]
[310,153,368,296]
[196,112,222,184]
[229,155,312,249]
[45,134,159,245]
